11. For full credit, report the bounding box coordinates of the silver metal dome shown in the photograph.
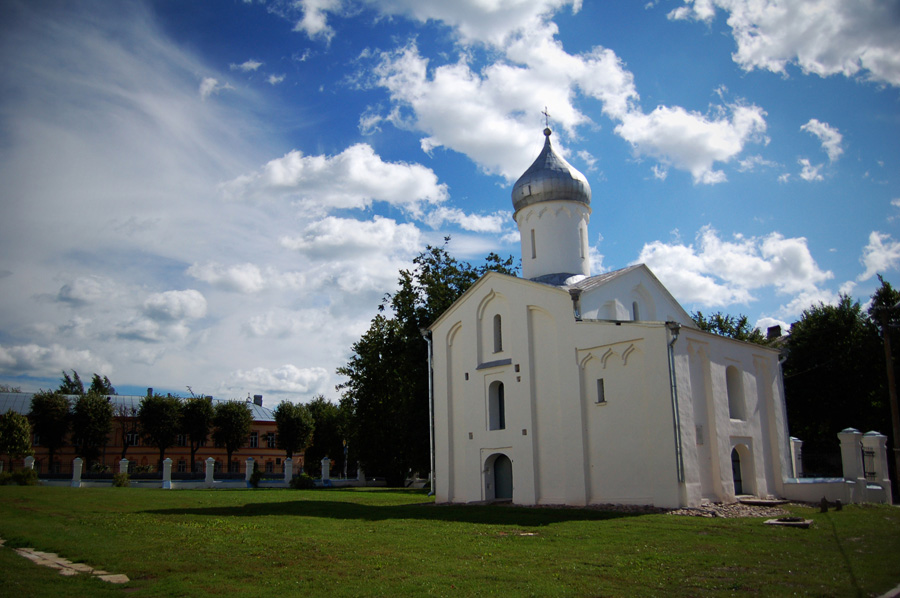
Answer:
[511,128,591,214]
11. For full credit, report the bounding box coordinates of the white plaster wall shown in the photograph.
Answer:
[515,202,590,280]
[578,267,695,327]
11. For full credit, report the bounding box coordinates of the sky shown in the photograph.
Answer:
[1,0,898,404]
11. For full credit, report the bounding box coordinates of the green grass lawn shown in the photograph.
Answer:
[0,486,898,597]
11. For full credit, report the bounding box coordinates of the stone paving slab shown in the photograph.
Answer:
[2,538,129,584]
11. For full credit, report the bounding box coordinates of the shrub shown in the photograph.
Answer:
[0,471,12,485]
[1,469,39,486]
[289,473,315,489]
[113,472,130,487]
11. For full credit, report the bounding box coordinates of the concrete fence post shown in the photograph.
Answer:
[162,458,173,489]
[23,456,35,470]
[321,457,330,481]
[862,431,892,504]
[245,458,255,484]
[838,428,865,502]
[284,458,293,484]
[205,457,215,487]
[72,458,83,488]
[357,466,365,486]
[119,459,129,474]
[789,437,803,478]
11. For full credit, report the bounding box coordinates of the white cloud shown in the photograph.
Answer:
[280,216,422,259]
[143,290,208,322]
[230,59,263,72]
[858,231,900,281]
[222,144,448,215]
[187,263,267,294]
[267,74,286,85]
[615,103,767,184]
[223,364,330,396]
[423,207,509,233]
[801,119,843,162]
[0,343,112,378]
[798,158,823,181]
[635,226,832,312]
[292,0,342,42]
[199,77,232,99]
[668,0,900,87]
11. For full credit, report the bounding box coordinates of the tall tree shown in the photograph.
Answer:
[0,410,33,460]
[181,397,213,472]
[138,394,182,470]
[338,241,516,486]
[212,401,252,472]
[58,370,84,395]
[114,403,139,460]
[867,274,900,495]
[89,374,116,395]
[692,311,772,345]
[273,400,314,461]
[71,391,113,468]
[783,295,886,475]
[304,395,345,477]
[28,390,70,468]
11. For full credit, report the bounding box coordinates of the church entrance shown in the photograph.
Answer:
[493,455,513,500]
[731,448,743,495]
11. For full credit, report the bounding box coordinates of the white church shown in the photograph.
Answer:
[428,127,795,509]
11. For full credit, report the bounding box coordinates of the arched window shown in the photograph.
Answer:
[726,366,746,420]
[493,314,503,353]
[488,381,506,430]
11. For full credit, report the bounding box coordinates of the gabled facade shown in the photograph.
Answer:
[429,128,792,508]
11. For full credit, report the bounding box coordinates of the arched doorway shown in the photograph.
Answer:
[731,448,743,495]
[494,454,513,500]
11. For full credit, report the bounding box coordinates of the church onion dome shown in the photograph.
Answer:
[511,127,591,214]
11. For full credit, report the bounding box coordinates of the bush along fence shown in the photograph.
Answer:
[15,455,377,489]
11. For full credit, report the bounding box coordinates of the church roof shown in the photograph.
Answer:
[511,128,591,214]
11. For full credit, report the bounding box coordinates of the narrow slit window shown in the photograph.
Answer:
[632,301,640,321]
[579,227,585,259]
[489,381,506,430]
[493,314,503,353]
[530,229,536,259]
[596,378,606,404]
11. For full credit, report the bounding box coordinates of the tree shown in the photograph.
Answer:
[114,403,139,460]
[338,241,516,486]
[58,370,84,395]
[70,392,113,468]
[28,390,70,468]
[212,401,252,472]
[867,274,900,496]
[89,374,116,395]
[782,295,886,475]
[692,311,772,345]
[181,397,213,472]
[0,410,33,460]
[274,400,314,461]
[304,395,346,477]
[138,394,182,470]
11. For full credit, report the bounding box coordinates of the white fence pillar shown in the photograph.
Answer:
[162,458,173,489]
[71,458,83,488]
[838,428,865,503]
[205,457,215,486]
[862,431,892,504]
[321,457,330,481]
[357,466,365,485]
[23,456,35,470]
[245,458,255,483]
[119,459,129,474]
[284,458,293,484]
[789,437,803,478]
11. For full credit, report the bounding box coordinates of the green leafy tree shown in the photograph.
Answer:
[212,401,253,472]
[139,394,182,470]
[28,390,70,468]
[274,400,315,461]
[71,392,113,468]
[304,395,346,477]
[114,403,139,460]
[89,374,116,395]
[783,295,886,475]
[58,370,84,395]
[338,241,516,486]
[692,311,771,345]
[181,397,213,472]
[0,410,33,459]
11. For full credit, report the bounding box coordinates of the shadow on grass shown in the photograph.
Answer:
[142,498,651,527]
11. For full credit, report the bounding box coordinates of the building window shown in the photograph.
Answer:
[530,229,536,259]
[126,431,140,447]
[488,381,506,431]
[249,431,259,448]
[632,301,640,321]
[596,378,606,404]
[267,432,276,449]
[177,459,186,473]
[726,365,746,420]
[229,460,239,473]
[579,227,585,259]
[177,434,187,447]
[33,433,40,446]
[493,314,503,353]
[265,461,274,473]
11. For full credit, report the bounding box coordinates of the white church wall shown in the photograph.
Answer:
[516,202,590,279]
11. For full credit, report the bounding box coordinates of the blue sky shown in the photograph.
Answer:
[1,0,898,403]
